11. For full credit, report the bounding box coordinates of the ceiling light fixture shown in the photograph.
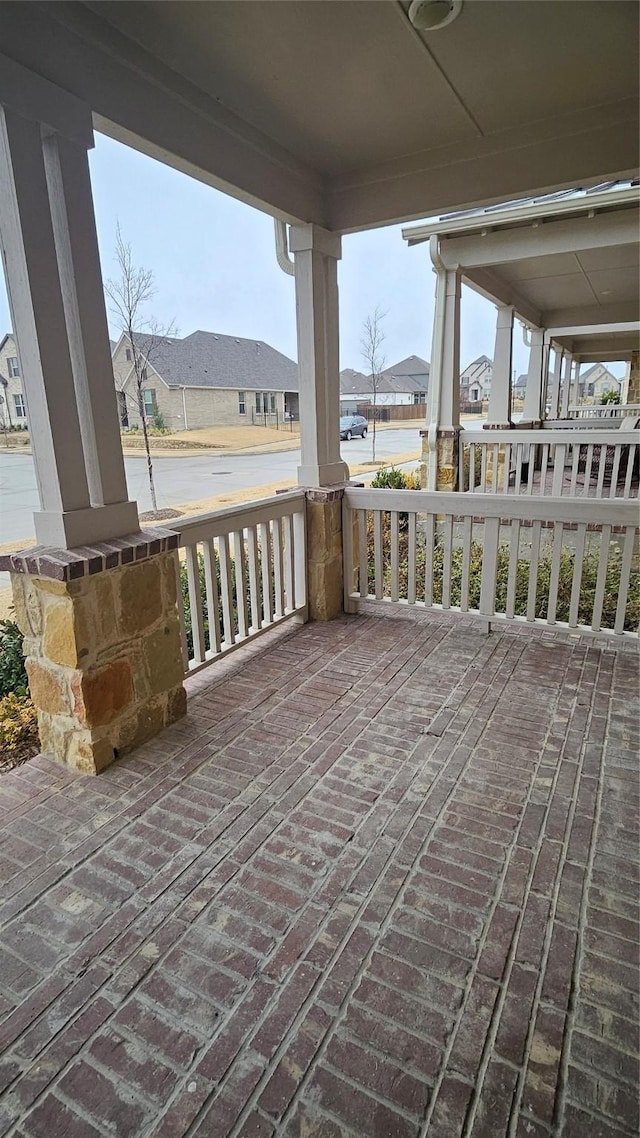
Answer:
[408,0,463,31]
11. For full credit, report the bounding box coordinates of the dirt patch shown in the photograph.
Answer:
[121,424,300,453]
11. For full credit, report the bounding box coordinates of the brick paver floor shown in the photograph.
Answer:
[0,612,638,1137]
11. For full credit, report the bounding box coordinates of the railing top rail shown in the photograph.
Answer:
[568,404,640,412]
[461,428,639,445]
[343,486,639,526]
[178,488,306,544]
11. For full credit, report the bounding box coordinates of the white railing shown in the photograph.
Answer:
[566,404,640,421]
[343,487,639,639]
[459,428,639,498]
[177,491,307,674]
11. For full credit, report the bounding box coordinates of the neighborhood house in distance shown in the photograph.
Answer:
[111,329,300,431]
[0,329,625,432]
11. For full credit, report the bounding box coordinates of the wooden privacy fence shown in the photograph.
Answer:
[343,487,639,639]
[177,491,307,674]
[459,429,639,498]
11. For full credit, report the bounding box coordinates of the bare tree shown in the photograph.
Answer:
[361,306,387,463]
[105,226,175,513]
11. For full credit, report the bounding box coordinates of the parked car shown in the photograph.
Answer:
[340,414,368,440]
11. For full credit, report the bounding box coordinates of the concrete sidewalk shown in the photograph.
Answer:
[0,612,637,1136]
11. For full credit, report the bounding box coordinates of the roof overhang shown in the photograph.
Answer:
[403,187,640,337]
[0,1,637,232]
[545,322,640,364]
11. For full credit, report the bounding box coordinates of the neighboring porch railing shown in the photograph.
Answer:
[177,491,307,674]
[566,404,640,421]
[343,487,639,639]
[459,429,639,498]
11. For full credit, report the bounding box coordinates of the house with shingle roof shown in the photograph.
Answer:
[460,355,492,402]
[112,330,299,430]
[339,355,429,412]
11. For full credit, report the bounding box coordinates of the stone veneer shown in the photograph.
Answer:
[419,428,461,490]
[305,487,346,622]
[2,530,186,774]
[628,350,640,405]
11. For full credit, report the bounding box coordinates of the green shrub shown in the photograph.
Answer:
[365,516,639,632]
[371,465,420,490]
[599,389,621,405]
[0,693,38,753]
[0,619,29,698]
[179,545,262,658]
[152,410,168,431]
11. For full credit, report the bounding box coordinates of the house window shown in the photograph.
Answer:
[142,389,157,417]
[13,393,26,418]
[270,393,276,413]
[413,392,426,405]
[255,392,262,414]
[7,357,19,377]
[238,392,246,415]
[141,367,148,381]
[125,348,132,362]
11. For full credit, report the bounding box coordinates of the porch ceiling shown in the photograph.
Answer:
[0,0,637,230]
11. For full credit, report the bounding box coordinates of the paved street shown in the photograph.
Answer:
[0,612,637,1136]
[0,428,420,546]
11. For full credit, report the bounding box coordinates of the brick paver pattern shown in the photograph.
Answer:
[0,612,638,1137]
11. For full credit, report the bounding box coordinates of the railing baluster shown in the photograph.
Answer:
[514,444,523,496]
[374,510,383,600]
[595,445,607,499]
[609,445,622,499]
[246,525,261,632]
[623,444,635,499]
[358,509,368,598]
[582,443,594,496]
[233,530,248,637]
[407,512,417,604]
[442,514,453,609]
[568,523,587,628]
[470,443,476,491]
[342,495,355,611]
[390,511,400,601]
[569,442,580,496]
[202,538,222,653]
[272,516,285,618]
[219,533,235,646]
[551,443,565,496]
[614,526,635,635]
[505,519,520,619]
[547,521,563,625]
[526,520,542,622]
[492,443,499,493]
[480,517,500,617]
[460,514,472,612]
[540,444,550,495]
[424,511,435,607]
[480,445,488,493]
[283,513,294,612]
[293,507,307,613]
[527,443,535,495]
[592,524,612,632]
[174,554,189,670]
[185,543,206,664]
[259,521,273,625]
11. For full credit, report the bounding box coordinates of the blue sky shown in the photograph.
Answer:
[0,132,622,378]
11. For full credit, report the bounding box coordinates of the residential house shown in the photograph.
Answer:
[112,330,299,430]
[0,333,27,427]
[460,354,493,402]
[579,362,621,401]
[339,355,429,412]
[513,373,528,400]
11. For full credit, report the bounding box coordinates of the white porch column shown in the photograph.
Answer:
[547,347,564,420]
[487,304,514,427]
[0,60,138,549]
[422,267,461,489]
[559,352,573,418]
[522,329,545,421]
[290,223,349,487]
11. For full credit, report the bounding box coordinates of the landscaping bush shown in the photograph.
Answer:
[0,619,29,698]
[179,544,262,658]
[371,465,421,490]
[0,694,38,755]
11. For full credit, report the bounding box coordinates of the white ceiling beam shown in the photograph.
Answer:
[545,321,640,339]
[0,3,326,227]
[436,208,638,271]
[541,302,640,328]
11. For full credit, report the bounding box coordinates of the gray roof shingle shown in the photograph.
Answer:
[129,330,298,391]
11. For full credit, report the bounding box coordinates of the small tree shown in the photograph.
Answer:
[361,307,387,463]
[105,227,175,513]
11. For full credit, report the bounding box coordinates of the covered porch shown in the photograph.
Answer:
[0,612,638,1137]
[0,1,639,1135]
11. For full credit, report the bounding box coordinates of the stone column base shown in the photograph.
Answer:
[628,351,640,404]
[3,530,186,774]
[305,487,346,621]
[419,428,461,490]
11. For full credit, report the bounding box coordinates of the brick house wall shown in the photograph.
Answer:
[0,334,27,427]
